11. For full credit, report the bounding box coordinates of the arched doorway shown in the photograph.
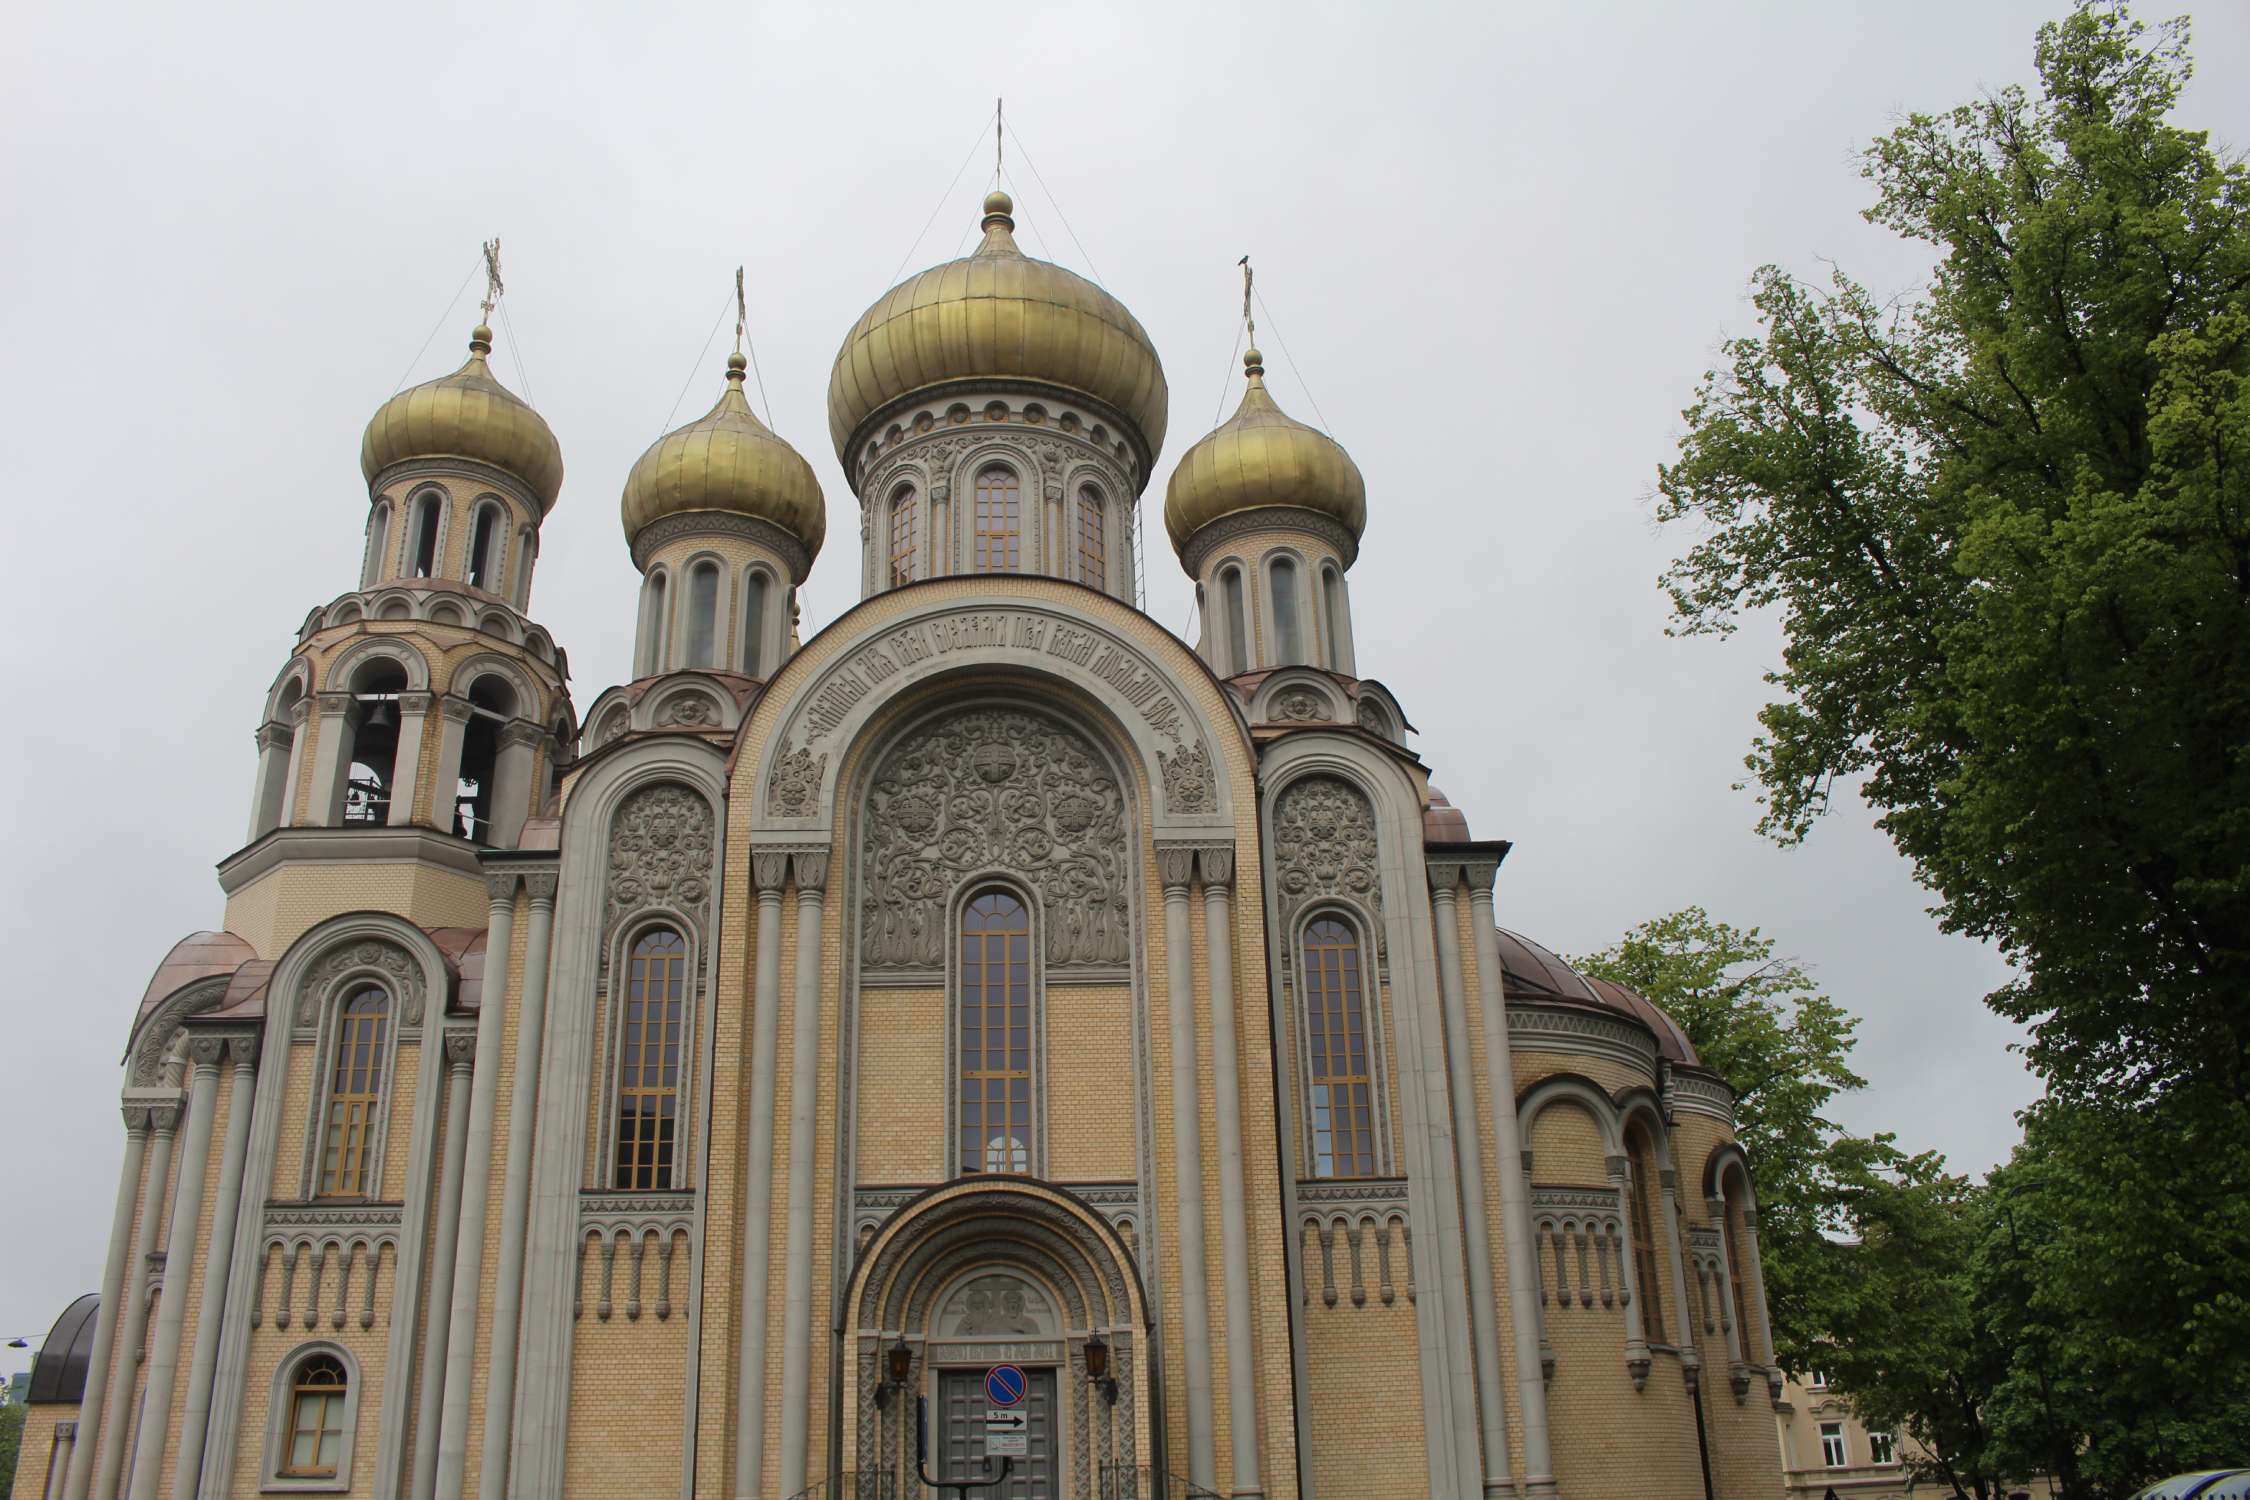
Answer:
[843,1180,1152,1500]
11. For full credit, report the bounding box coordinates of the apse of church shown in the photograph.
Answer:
[12,202,1785,1500]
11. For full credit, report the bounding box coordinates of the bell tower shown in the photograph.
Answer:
[226,270,576,955]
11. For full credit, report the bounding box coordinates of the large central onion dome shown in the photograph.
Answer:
[361,325,564,511]
[1165,346,1365,550]
[827,191,1169,473]
[621,353,826,560]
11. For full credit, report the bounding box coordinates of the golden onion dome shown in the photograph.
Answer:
[621,353,826,560]
[361,325,564,511]
[1164,347,1365,550]
[827,191,1169,473]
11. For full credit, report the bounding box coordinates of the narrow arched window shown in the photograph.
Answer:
[1270,555,1304,664]
[364,503,391,587]
[889,486,919,586]
[410,493,442,578]
[960,890,1032,1174]
[513,528,536,608]
[319,987,389,1197]
[1077,486,1106,586]
[1221,567,1249,674]
[1723,1180,1757,1359]
[1301,917,1374,1177]
[616,927,686,1189]
[1323,565,1349,670]
[740,572,769,677]
[467,504,501,590]
[973,466,1021,573]
[281,1355,349,1477]
[684,561,719,669]
[1626,1124,1667,1341]
[641,571,669,675]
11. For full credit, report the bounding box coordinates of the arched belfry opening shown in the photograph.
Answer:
[843,1181,1153,1500]
[454,675,517,842]
[342,659,407,825]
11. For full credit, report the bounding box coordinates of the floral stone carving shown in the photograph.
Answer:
[1272,775,1385,941]
[860,707,1130,968]
[606,783,715,933]
[1159,737,1215,814]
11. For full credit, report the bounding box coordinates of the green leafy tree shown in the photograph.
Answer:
[0,1399,23,1499]
[1573,906,1892,1372]
[1654,2,2250,1108]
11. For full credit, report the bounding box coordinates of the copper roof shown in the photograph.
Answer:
[1424,786,1471,843]
[1584,976,1702,1067]
[133,931,256,1030]
[1495,928,1703,1068]
[26,1292,99,1404]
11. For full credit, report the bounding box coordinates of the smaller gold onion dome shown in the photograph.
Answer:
[827,190,1169,471]
[361,325,564,511]
[621,353,826,561]
[1164,347,1365,550]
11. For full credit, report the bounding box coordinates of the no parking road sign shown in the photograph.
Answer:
[983,1364,1027,1407]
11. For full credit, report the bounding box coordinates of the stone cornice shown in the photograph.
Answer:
[367,454,544,518]
[217,825,485,895]
[1507,1000,1661,1073]
[1181,505,1360,576]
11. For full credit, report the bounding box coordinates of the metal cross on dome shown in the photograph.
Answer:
[480,238,504,323]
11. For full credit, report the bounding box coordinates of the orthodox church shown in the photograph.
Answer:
[12,192,1786,1500]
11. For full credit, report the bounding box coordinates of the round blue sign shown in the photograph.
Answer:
[984,1363,1027,1408]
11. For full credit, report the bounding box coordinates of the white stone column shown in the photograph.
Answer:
[278,699,311,827]
[126,1040,225,1500]
[480,870,558,1495]
[247,721,293,842]
[429,699,474,838]
[386,693,433,828]
[433,873,519,1500]
[410,1032,478,1500]
[1156,843,1218,1490]
[1657,1167,1700,1394]
[1044,478,1065,577]
[1196,845,1262,1500]
[776,849,829,1496]
[489,725,544,850]
[1428,867,1513,1499]
[171,1035,257,1500]
[304,692,356,827]
[1608,1155,1653,1390]
[1466,874,1555,1498]
[62,1105,151,1500]
[735,853,790,1500]
[94,1096,181,1500]
[929,479,951,578]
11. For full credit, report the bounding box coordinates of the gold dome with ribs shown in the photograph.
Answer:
[1164,346,1365,550]
[827,191,1169,475]
[621,353,826,558]
[361,324,564,511]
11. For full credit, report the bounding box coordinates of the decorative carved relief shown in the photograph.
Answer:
[1272,776,1385,939]
[944,1275,1053,1337]
[767,743,827,819]
[860,707,1129,968]
[659,694,716,728]
[1158,738,1214,814]
[1273,689,1326,722]
[130,976,230,1086]
[605,783,715,934]
[295,939,425,1031]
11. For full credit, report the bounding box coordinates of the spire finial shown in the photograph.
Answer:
[996,97,1004,187]
[734,266,747,359]
[1239,255,1263,379]
[479,237,504,324]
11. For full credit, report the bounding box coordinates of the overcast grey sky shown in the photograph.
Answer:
[4,0,2245,1352]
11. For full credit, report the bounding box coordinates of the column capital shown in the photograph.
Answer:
[498,720,548,751]
[521,867,561,906]
[316,691,355,716]
[789,847,831,894]
[439,695,477,724]
[1605,1153,1630,1183]
[398,691,436,715]
[1153,842,1197,893]
[1193,841,1235,891]
[147,1099,184,1136]
[1457,858,1501,896]
[930,477,951,504]
[256,720,294,751]
[1740,1208,1760,1234]
[1425,859,1466,897]
[228,1033,263,1069]
[121,1101,155,1134]
[1658,1168,1677,1191]
[751,850,792,894]
[444,1028,478,1070]
[286,698,313,727]
[485,869,521,906]
[186,1034,229,1070]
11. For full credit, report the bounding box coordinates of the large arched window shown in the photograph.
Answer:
[959,890,1032,1174]
[1626,1122,1668,1341]
[1270,555,1304,665]
[684,561,720,669]
[615,927,686,1189]
[973,466,1021,574]
[1221,566,1249,674]
[319,987,389,1197]
[1077,486,1106,587]
[889,485,919,586]
[280,1354,349,1478]
[741,571,770,677]
[1301,916,1374,1178]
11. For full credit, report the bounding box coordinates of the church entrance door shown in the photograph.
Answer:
[937,1366,1058,1498]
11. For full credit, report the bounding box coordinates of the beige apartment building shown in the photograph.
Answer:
[1774,1369,2059,1499]
[11,188,1785,1499]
